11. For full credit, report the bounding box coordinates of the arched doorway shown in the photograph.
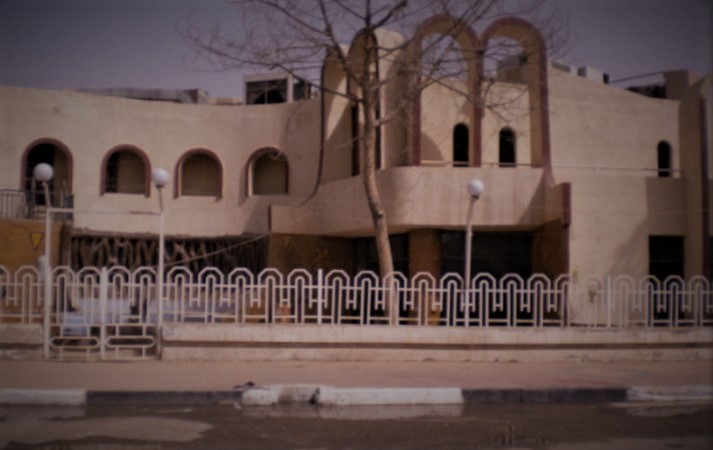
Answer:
[22,140,73,207]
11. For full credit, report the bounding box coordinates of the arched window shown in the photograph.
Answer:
[101,146,149,196]
[176,150,222,198]
[657,141,672,178]
[453,123,469,167]
[22,139,73,206]
[249,148,288,196]
[499,128,516,167]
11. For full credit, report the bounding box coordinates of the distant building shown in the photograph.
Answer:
[1,17,711,281]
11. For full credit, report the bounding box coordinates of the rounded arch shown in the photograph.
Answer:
[21,138,74,206]
[247,147,289,196]
[319,49,350,184]
[482,17,551,179]
[409,14,481,167]
[174,148,223,198]
[657,140,673,177]
[100,145,151,196]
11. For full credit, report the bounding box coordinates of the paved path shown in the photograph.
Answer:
[1,360,711,391]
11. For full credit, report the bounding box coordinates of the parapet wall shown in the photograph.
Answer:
[161,323,713,363]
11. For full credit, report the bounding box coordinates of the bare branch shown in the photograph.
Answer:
[180,0,570,277]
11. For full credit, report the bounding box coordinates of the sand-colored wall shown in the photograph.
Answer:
[271,166,549,236]
[2,63,708,278]
[547,71,684,277]
[0,86,321,237]
[679,74,713,278]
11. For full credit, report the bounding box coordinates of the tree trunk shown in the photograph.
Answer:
[362,73,396,324]
[361,81,393,278]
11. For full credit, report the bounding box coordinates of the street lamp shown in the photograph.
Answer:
[464,179,484,325]
[151,168,169,329]
[33,163,54,359]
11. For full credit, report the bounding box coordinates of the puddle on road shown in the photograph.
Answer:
[0,415,211,448]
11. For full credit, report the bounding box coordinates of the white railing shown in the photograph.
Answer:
[0,189,33,219]
[1,265,712,330]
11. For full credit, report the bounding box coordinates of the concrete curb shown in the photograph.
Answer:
[0,389,86,406]
[627,386,713,402]
[316,387,464,406]
[1,385,711,407]
[462,387,629,403]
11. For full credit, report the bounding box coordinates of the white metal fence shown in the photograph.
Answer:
[1,265,712,359]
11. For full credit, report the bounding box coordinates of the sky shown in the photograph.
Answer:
[0,0,711,100]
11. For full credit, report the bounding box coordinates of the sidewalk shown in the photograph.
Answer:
[1,359,712,406]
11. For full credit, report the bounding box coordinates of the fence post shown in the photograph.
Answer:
[42,256,51,359]
[99,268,108,360]
[464,278,470,328]
[606,276,612,328]
[317,269,324,325]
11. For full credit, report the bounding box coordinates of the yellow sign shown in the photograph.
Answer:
[30,232,44,250]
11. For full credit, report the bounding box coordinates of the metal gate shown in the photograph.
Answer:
[48,267,158,360]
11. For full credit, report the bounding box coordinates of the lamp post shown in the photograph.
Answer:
[33,163,54,359]
[464,179,484,326]
[151,168,169,330]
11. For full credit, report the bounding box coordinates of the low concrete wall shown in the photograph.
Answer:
[161,324,713,363]
[0,324,43,360]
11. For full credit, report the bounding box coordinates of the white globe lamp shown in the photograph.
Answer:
[33,163,54,182]
[151,168,169,188]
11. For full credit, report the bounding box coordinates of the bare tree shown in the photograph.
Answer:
[182,0,568,277]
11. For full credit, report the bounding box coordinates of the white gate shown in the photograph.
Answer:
[0,265,157,360]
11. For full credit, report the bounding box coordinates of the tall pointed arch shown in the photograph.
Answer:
[346,29,382,175]
[408,15,481,167]
[481,17,551,180]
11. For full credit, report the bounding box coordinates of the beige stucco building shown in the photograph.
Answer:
[1,17,711,281]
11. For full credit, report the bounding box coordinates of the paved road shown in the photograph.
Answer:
[2,401,712,449]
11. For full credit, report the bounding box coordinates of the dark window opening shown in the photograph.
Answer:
[353,234,409,275]
[181,152,222,197]
[649,236,684,280]
[246,79,287,105]
[657,141,672,177]
[628,84,667,99]
[255,89,285,104]
[440,231,532,279]
[293,79,310,101]
[104,150,146,195]
[453,123,469,167]
[499,128,516,167]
